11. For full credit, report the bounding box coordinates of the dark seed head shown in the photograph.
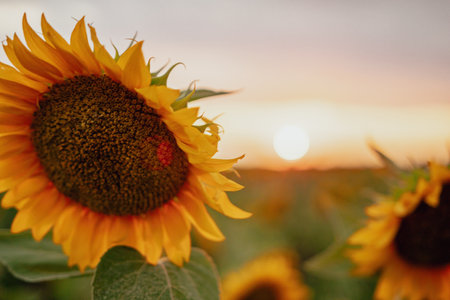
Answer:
[239,284,279,300]
[394,183,450,267]
[31,75,189,216]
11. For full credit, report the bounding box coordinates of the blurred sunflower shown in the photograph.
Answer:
[222,251,310,300]
[0,14,251,271]
[348,162,450,300]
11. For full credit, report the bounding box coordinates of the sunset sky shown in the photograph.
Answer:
[1,0,450,170]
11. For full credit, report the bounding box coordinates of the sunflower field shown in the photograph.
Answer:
[0,9,449,300]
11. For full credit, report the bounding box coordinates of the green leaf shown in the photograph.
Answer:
[303,239,353,278]
[0,229,91,282]
[180,89,232,102]
[171,88,232,111]
[151,62,184,86]
[92,246,220,300]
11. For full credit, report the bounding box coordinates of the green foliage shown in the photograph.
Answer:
[92,247,220,300]
[172,88,232,111]
[304,240,353,278]
[151,62,185,86]
[180,89,232,102]
[0,230,91,282]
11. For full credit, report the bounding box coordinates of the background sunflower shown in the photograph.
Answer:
[348,162,450,300]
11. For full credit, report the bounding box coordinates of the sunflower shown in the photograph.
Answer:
[221,251,310,300]
[348,162,450,300]
[0,14,251,271]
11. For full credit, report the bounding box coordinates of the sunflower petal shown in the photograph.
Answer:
[11,187,55,234]
[1,174,48,208]
[41,14,85,74]
[137,85,179,111]
[22,14,73,77]
[53,204,80,244]
[212,189,252,219]
[141,211,163,264]
[88,25,122,81]
[0,153,38,179]
[0,62,48,92]
[32,193,68,241]
[0,78,41,101]
[0,135,32,160]
[170,107,199,126]
[0,112,32,126]
[12,34,62,82]
[177,190,225,241]
[195,169,244,192]
[196,155,245,173]
[121,41,151,89]
[160,203,191,265]
[70,17,101,74]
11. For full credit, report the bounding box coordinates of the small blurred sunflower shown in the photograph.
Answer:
[0,14,250,271]
[348,162,450,300]
[222,251,310,300]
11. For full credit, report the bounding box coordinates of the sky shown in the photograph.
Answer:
[1,0,450,170]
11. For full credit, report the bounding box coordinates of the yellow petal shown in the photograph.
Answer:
[89,214,111,266]
[1,174,48,208]
[212,189,252,219]
[193,168,244,192]
[365,201,395,218]
[0,77,41,101]
[160,203,191,265]
[0,102,34,114]
[22,14,73,77]
[0,112,32,126]
[67,211,99,271]
[0,62,48,92]
[0,153,38,179]
[11,187,55,234]
[425,183,441,207]
[70,17,101,74]
[0,135,31,160]
[195,155,245,173]
[429,161,450,181]
[53,204,80,244]
[12,34,62,82]
[29,188,60,240]
[41,14,85,75]
[177,190,225,241]
[142,211,163,264]
[188,175,251,219]
[170,107,199,126]
[88,25,122,81]
[116,42,138,69]
[121,41,151,89]
[32,193,68,241]
[394,192,422,217]
[108,216,129,245]
[137,85,179,111]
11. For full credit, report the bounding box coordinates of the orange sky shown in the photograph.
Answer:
[1,1,450,170]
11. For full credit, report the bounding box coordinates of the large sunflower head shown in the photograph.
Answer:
[0,14,251,271]
[221,251,310,300]
[347,162,450,300]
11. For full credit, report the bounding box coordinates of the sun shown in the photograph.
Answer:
[273,125,310,161]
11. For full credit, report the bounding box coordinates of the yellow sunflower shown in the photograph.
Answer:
[0,14,251,271]
[348,162,450,300]
[222,251,310,300]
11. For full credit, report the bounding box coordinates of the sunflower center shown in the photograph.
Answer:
[239,284,279,300]
[31,75,189,216]
[394,183,450,267]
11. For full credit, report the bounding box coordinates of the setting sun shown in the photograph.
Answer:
[273,125,310,161]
